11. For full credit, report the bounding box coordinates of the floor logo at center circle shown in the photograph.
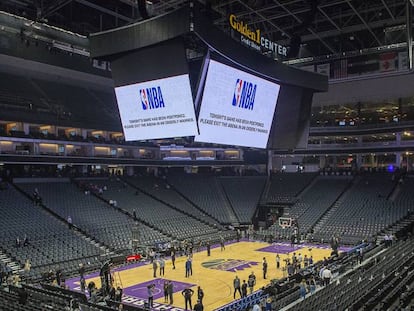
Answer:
[201,259,258,272]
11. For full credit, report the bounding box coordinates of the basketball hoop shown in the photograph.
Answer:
[278,217,292,229]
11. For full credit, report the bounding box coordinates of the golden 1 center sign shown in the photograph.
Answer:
[229,14,288,57]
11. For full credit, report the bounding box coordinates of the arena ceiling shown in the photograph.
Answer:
[0,0,411,61]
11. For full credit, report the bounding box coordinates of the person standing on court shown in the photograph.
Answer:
[304,254,309,268]
[233,275,242,299]
[197,286,204,305]
[189,256,193,276]
[248,272,256,294]
[182,287,194,310]
[263,257,268,279]
[276,254,280,269]
[206,241,211,256]
[147,284,155,309]
[220,236,225,251]
[168,280,174,304]
[171,250,176,269]
[163,280,169,303]
[152,260,158,278]
[297,253,303,269]
[149,249,155,263]
[241,280,248,298]
[159,257,165,276]
[185,257,192,278]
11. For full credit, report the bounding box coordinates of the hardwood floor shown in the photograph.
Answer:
[70,241,334,310]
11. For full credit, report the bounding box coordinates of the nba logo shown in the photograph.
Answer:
[232,79,243,106]
[231,79,256,110]
[140,86,165,110]
[140,89,149,110]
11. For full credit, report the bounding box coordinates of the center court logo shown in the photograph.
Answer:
[140,86,165,110]
[232,79,257,110]
[202,259,258,272]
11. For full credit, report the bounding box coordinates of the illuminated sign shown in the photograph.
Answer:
[229,14,288,57]
[115,74,198,141]
[195,60,280,149]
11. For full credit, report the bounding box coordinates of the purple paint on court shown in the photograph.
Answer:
[123,278,195,300]
[257,244,303,254]
[256,243,353,254]
[66,260,149,288]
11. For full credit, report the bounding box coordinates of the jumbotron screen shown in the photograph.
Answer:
[114,74,198,141]
[195,60,281,148]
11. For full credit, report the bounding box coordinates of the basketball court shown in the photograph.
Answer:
[67,240,351,310]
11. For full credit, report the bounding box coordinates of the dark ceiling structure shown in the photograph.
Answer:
[0,0,411,61]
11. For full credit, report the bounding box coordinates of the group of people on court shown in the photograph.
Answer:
[152,254,194,279]
[231,252,314,302]
[162,280,174,304]
[150,285,205,310]
[181,286,204,311]
[233,271,257,299]
[148,246,203,310]
[150,236,271,309]
[151,256,166,277]
[147,280,204,310]
[284,252,314,276]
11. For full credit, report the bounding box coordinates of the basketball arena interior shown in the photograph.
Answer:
[1,0,414,310]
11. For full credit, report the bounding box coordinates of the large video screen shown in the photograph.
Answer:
[115,74,198,141]
[195,60,281,148]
